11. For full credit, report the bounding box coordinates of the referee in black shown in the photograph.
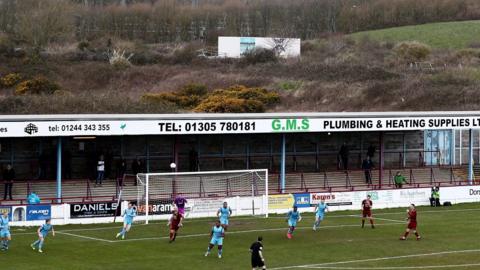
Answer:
[250,236,266,270]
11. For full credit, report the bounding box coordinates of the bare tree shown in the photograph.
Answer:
[14,0,75,48]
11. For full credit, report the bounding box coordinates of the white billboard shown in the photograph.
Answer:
[218,36,301,58]
[0,116,480,137]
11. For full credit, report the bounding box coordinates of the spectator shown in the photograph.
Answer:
[394,171,407,188]
[430,187,440,207]
[3,164,15,200]
[367,145,376,159]
[117,159,127,187]
[361,156,374,184]
[27,192,41,204]
[63,150,72,179]
[189,148,198,172]
[131,158,143,186]
[338,142,350,170]
[38,151,48,180]
[96,155,105,187]
[105,149,113,179]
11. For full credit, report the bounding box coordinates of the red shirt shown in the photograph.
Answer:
[170,213,183,227]
[408,209,417,222]
[362,199,372,210]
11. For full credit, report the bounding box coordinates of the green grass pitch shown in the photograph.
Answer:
[6,203,480,270]
[350,20,480,49]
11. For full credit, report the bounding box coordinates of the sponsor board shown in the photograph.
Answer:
[293,193,311,208]
[188,198,232,214]
[0,206,12,220]
[311,192,353,206]
[26,205,51,221]
[268,194,294,210]
[3,115,480,137]
[70,202,119,218]
[132,199,174,215]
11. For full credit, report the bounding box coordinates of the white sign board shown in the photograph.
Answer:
[1,116,480,137]
[218,36,301,58]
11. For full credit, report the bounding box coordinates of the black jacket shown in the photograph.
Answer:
[3,168,15,182]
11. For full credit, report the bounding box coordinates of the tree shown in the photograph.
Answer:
[14,0,75,48]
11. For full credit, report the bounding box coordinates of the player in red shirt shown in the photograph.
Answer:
[168,209,183,243]
[400,204,421,240]
[361,195,375,229]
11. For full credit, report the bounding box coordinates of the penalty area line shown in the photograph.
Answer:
[269,249,480,270]
[56,231,114,243]
[299,263,480,269]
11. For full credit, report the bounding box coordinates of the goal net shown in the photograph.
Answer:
[135,169,268,224]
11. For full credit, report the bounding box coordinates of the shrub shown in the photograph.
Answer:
[242,48,278,65]
[0,73,23,88]
[142,84,209,109]
[194,95,265,113]
[429,71,473,86]
[141,92,202,109]
[393,41,431,63]
[15,76,60,95]
[194,85,279,113]
[456,49,480,59]
[278,80,302,91]
[172,45,198,64]
[178,83,208,97]
[77,40,91,52]
[0,34,14,55]
[228,85,280,105]
[143,84,279,113]
[108,49,134,69]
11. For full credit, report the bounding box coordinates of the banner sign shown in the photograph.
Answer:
[311,192,353,206]
[268,194,294,210]
[293,193,311,208]
[26,205,51,221]
[0,206,12,220]
[133,200,174,215]
[188,198,226,214]
[2,116,480,137]
[70,202,119,218]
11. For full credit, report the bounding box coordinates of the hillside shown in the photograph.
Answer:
[2,31,480,114]
[350,20,480,49]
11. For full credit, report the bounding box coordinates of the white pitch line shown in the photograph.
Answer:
[270,249,480,270]
[116,223,402,243]
[370,217,405,223]
[10,207,480,236]
[302,263,480,269]
[56,231,114,243]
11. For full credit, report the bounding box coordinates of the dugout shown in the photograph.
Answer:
[0,112,478,201]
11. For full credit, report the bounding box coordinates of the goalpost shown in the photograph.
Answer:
[135,169,269,224]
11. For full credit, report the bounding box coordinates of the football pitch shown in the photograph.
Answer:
[6,203,480,270]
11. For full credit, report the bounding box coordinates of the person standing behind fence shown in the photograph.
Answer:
[339,142,350,170]
[95,155,105,187]
[117,159,127,187]
[3,164,15,200]
[367,145,376,159]
[394,171,407,188]
[430,187,440,207]
[131,158,143,186]
[362,156,374,185]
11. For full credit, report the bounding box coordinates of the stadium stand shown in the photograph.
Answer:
[0,166,468,205]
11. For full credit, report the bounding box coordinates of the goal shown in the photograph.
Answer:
[135,169,269,224]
